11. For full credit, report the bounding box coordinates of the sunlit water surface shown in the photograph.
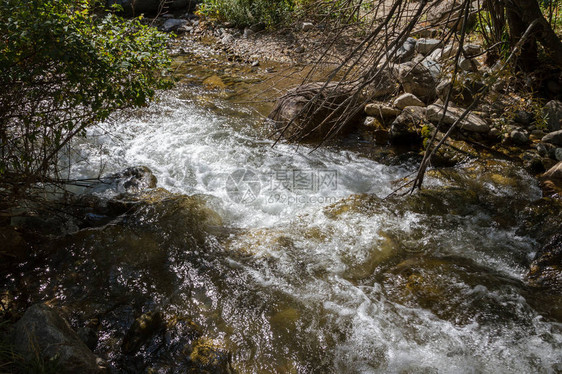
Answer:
[64,87,562,373]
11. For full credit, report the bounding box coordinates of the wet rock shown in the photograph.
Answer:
[528,234,562,291]
[543,100,562,131]
[364,102,401,119]
[392,37,416,63]
[389,106,426,144]
[0,226,28,259]
[188,338,233,374]
[426,104,489,133]
[556,148,562,161]
[415,38,442,55]
[13,304,105,374]
[394,60,440,102]
[542,129,562,146]
[161,18,188,33]
[122,311,164,354]
[92,166,157,196]
[393,93,425,109]
[268,82,365,141]
[540,161,562,194]
[510,129,529,145]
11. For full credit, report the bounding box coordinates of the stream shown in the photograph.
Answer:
[8,50,562,373]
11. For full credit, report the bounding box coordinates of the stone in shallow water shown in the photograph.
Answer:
[14,304,105,374]
[528,234,562,291]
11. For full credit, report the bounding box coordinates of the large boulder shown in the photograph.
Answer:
[269,74,396,142]
[394,60,441,102]
[13,304,104,374]
[91,166,158,196]
[107,0,198,15]
[268,82,359,141]
[426,103,490,133]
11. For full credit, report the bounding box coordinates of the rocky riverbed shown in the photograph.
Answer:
[2,8,562,374]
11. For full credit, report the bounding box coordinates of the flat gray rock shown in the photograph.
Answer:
[426,104,489,133]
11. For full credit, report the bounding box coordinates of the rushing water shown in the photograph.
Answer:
[59,84,562,373]
[10,57,549,373]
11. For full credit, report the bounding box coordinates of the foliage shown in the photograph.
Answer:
[0,0,171,201]
[197,0,295,27]
[197,0,365,27]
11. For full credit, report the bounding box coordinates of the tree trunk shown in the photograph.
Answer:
[508,0,562,69]
[506,6,538,70]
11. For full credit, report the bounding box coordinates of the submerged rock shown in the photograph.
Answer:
[188,338,233,374]
[13,304,105,374]
[528,235,562,291]
[383,256,527,326]
[122,311,165,354]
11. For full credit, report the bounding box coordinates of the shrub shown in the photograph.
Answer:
[0,0,172,203]
[198,0,295,27]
